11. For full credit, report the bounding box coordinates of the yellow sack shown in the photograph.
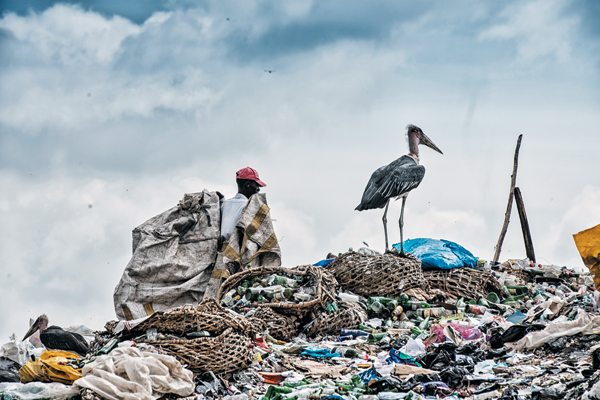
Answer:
[573,223,600,290]
[19,350,82,385]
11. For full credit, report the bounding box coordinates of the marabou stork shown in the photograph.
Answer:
[355,124,443,254]
[22,314,89,356]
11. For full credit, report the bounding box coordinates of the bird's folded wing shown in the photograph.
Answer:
[377,164,425,199]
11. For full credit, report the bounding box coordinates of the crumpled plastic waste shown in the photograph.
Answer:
[300,346,340,358]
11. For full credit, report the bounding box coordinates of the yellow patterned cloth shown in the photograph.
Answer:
[573,223,600,290]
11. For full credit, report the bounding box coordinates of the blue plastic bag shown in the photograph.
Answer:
[393,238,478,270]
[313,258,336,267]
[300,346,340,358]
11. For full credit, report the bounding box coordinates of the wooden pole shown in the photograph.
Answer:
[514,187,536,263]
[493,134,523,263]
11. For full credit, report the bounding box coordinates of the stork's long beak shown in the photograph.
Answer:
[419,132,443,154]
[23,320,40,341]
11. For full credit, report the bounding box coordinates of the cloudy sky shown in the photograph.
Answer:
[1,0,599,342]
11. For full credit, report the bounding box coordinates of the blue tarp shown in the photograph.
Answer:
[313,258,336,267]
[393,238,478,270]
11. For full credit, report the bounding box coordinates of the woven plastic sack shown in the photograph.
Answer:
[113,190,221,321]
[19,350,82,385]
[328,251,428,297]
[304,301,368,338]
[248,307,298,342]
[394,238,478,270]
[218,265,337,315]
[422,267,502,301]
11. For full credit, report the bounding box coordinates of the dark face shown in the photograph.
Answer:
[240,180,261,198]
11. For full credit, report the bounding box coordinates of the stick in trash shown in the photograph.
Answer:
[493,134,523,264]
[514,186,536,264]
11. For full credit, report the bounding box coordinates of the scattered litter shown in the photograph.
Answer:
[3,250,600,400]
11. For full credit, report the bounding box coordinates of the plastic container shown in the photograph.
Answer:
[338,293,361,302]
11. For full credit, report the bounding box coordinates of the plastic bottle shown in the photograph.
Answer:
[186,331,211,338]
[466,304,487,315]
[338,293,361,302]
[245,288,263,301]
[293,293,312,302]
[221,289,237,306]
[503,293,528,303]
[506,286,529,295]
[368,332,388,342]
[97,338,119,355]
[332,346,359,358]
[369,300,384,313]
[340,329,369,337]
[392,305,404,318]
[403,301,431,310]
[415,307,449,318]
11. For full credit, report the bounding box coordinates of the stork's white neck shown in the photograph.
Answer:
[407,153,420,164]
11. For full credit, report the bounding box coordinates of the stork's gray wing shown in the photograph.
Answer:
[355,156,425,211]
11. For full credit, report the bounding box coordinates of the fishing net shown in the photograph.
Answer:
[248,307,299,342]
[218,265,337,315]
[141,327,253,375]
[132,299,255,374]
[328,251,428,297]
[304,301,368,338]
[131,299,255,338]
[422,267,503,301]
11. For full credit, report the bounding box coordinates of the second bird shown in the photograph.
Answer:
[355,124,443,254]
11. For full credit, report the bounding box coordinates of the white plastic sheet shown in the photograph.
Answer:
[516,308,600,350]
[74,347,194,400]
[0,382,78,399]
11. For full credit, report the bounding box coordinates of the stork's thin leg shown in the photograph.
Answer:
[382,199,390,252]
[399,196,407,256]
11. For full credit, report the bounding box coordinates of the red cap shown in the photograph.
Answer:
[236,167,266,187]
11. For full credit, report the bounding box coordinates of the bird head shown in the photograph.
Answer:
[22,314,49,341]
[406,124,443,155]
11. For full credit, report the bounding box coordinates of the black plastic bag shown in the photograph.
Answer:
[0,358,20,383]
[368,375,404,393]
[499,385,519,400]
[195,371,228,398]
[456,342,479,355]
[489,328,505,349]
[502,324,546,343]
[486,347,508,359]
[439,366,469,389]
[593,348,600,370]
[531,386,565,400]
[546,336,568,351]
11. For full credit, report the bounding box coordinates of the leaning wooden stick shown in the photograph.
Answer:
[493,134,523,263]
[514,187,536,264]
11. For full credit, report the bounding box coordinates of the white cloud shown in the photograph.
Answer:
[542,185,600,270]
[0,4,141,65]
[0,1,599,343]
[479,0,578,63]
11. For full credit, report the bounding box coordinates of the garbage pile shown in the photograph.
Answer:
[3,251,600,400]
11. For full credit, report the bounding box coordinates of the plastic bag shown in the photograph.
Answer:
[300,347,340,358]
[19,350,82,385]
[395,238,478,270]
[0,381,79,399]
[431,323,482,343]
